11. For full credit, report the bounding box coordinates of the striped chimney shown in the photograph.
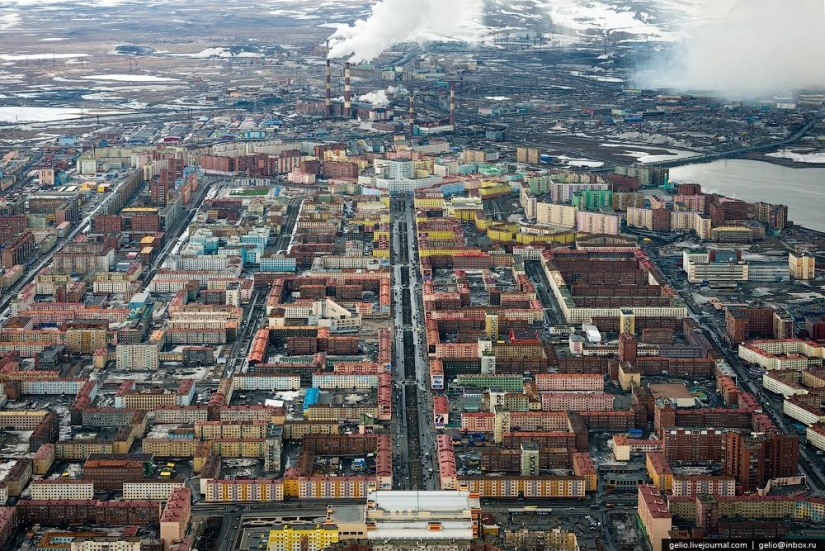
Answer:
[450,82,456,128]
[344,62,352,118]
[408,93,415,139]
[325,59,332,117]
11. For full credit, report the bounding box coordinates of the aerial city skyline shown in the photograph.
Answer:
[0,1,824,551]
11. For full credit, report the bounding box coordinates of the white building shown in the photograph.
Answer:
[365,490,480,542]
[784,399,825,426]
[30,479,94,500]
[122,481,185,501]
[806,424,825,452]
[738,339,824,371]
[762,372,809,398]
[312,373,379,389]
[232,375,301,391]
[682,250,749,284]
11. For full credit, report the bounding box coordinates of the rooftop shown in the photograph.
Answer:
[367,490,479,516]
[638,484,670,518]
[649,383,695,401]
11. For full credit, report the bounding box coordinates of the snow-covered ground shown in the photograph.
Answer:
[0,460,16,482]
[0,53,87,61]
[147,424,180,439]
[81,74,178,82]
[0,106,126,123]
[766,149,825,164]
[176,47,263,58]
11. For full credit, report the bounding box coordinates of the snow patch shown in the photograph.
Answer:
[81,74,178,82]
[0,53,88,61]
[766,149,825,165]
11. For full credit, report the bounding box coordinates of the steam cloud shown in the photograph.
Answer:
[327,0,485,62]
[358,90,390,106]
[358,86,409,107]
[635,0,825,97]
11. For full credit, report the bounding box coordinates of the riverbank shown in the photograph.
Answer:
[670,159,825,232]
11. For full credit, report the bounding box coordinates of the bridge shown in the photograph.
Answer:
[645,116,821,168]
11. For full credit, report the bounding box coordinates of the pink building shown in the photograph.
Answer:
[535,373,604,392]
[540,392,614,412]
[672,476,736,497]
[436,434,458,490]
[461,412,496,432]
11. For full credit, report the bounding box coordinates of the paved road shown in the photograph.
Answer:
[1,169,144,319]
[646,244,825,493]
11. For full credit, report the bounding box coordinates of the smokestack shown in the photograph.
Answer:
[325,59,332,118]
[449,82,456,129]
[344,62,352,118]
[408,93,415,139]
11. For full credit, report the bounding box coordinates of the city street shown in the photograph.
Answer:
[390,195,438,490]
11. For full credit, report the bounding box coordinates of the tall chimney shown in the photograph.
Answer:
[408,93,415,139]
[325,59,332,118]
[344,62,352,118]
[450,82,456,128]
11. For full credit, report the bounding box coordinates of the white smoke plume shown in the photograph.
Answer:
[634,0,825,97]
[358,90,390,106]
[358,86,409,107]
[327,0,486,63]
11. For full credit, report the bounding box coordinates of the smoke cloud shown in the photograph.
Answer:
[327,0,485,63]
[358,90,390,106]
[634,0,825,97]
[358,86,409,107]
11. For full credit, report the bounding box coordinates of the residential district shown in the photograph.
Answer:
[1,50,825,551]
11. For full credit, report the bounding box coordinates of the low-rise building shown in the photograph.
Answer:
[30,479,94,500]
[123,481,186,501]
[204,479,284,502]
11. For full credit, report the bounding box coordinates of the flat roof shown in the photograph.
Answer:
[649,383,694,400]
[368,490,478,514]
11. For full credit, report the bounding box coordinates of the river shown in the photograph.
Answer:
[669,159,825,232]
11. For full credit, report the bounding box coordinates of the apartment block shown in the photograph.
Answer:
[638,485,671,551]
[30,479,94,500]
[159,487,191,551]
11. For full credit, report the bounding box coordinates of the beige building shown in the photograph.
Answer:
[116,343,160,371]
[142,439,199,458]
[119,389,177,410]
[66,329,107,354]
[516,147,540,164]
[30,479,94,500]
[790,252,815,280]
[536,202,577,229]
[71,539,142,551]
[194,421,271,440]
[638,484,672,551]
[505,528,579,551]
